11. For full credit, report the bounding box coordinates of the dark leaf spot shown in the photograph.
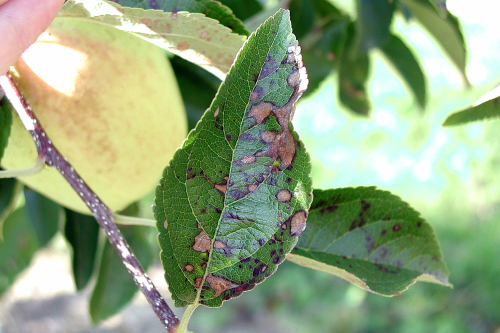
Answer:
[393,224,402,232]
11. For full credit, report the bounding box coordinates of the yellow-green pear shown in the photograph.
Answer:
[1,18,187,214]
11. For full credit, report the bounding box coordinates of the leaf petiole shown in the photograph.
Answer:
[0,156,45,178]
[178,304,198,333]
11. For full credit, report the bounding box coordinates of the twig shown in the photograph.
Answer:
[0,73,180,332]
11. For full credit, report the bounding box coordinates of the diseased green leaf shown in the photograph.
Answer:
[171,56,222,130]
[0,97,12,163]
[380,33,427,109]
[339,24,371,116]
[0,206,39,296]
[154,9,313,308]
[356,0,396,53]
[24,188,62,247]
[64,208,100,290]
[443,92,500,127]
[0,178,23,240]
[59,0,246,78]
[90,224,156,324]
[289,187,451,296]
[110,0,250,36]
[400,0,468,83]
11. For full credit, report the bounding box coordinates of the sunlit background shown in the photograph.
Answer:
[2,0,500,332]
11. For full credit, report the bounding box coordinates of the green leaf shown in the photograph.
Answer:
[0,178,23,240]
[154,9,313,308]
[0,206,39,296]
[338,24,371,116]
[24,188,62,247]
[289,187,451,296]
[110,0,250,36]
[59,0,246,78]
[0,97,13,163]
[217,0,263,21]
[399,0,468,83]
[443,93,500,127]
[356,0,396,53]
[171,56,222,131]
[380,33,427,109]
[90,224,156,324]
[427,0,448,17]
[64,208,100,290]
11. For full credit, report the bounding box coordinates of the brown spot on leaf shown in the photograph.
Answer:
[247,101,274,124]
[200,31,208,39]
[287,71,300,87]
[214,107,219,117]
[214,240,226,249]
[192,230,211,252]
[241,155,256,164]
[177,41,189,51]
[214,176,228,194]
[260,130,277,143]
[320,205,339,215]
[163,220,168,229]
[248,184,258,192]
[276,189,292,203]
[205,274,237,297]
[291,210,307,236]
[195,277,203,289]
[184,264,194,272]
[393,224,402,232]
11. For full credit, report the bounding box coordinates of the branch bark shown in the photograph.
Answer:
[0,73,180,332]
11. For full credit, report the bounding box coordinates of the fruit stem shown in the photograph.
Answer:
[0,156,45,178]
[0,73,180,332]
[114,214,156,227]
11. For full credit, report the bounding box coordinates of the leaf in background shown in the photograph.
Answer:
[380,33,427,109]
[64,208,100,290]
[290,0,348,97]
[0,97,12,163]
[288,187,451,296]
[110,0,250,36]
[0,178,22,239]
[399,0,468,84]
[338,24,371,116]
[0,206,39,296]
[427,0,448,17]
[171,56,222,130]
[154,9,313,308]
[356,0,395,53]
[59,0,246,78]
[217,0,263,21]
[90,224,156,324]
[443,92,500,127]
[24,188,62,247]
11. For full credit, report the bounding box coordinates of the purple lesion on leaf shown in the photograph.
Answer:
[149,0,160,9]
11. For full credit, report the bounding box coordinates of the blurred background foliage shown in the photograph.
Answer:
[2,0,500,332]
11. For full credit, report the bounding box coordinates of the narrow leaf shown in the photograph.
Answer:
[356,0,396,53]
[0,206,39,296]
[339,24,371,116]
[109,0,250,36]
[289,187,451,296]
[64,208,100,290]
[0,179,23,240]
[90,225,156,324]
[154,9,313,308]
[0,97,12,163]
[380,33,427,109]
[59,0,246,78]
[443,93,500,127]
[400,0,467,83]
[24,188,62,247]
